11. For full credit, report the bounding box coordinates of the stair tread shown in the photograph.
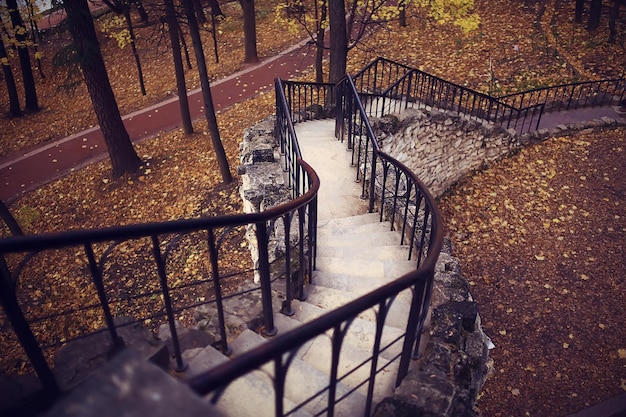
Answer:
[231,329,367,416]
[316,244,411,261]
[314,256,415,279]
[182,344,312,417]
[272,314,398,402]
[311,271,413,303]
[305,285,413,330]
[317,230,402,247]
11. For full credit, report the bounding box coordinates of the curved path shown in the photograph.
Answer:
[0,39,319,203]
[0,36,623,203]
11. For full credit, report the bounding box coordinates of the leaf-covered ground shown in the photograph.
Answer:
[1,0,625,416]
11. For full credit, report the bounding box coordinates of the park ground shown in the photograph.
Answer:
[0,1,625,416]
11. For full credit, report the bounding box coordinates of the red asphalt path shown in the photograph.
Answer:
[0,39,318,202]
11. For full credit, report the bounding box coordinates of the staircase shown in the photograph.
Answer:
[174,119,420,416]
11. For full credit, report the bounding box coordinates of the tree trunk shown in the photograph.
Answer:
[207,0,225,17]
[64,0,142,178]
[0,36,22,117]
[240,0,259,63]
[182,0,233,183]
[588,0,602,30]
[6,0,38,111]
[575,0,585,23]
[194,0,208,24]
[123,6,146,95]
[399,0,407,27]
[329,0,348,83]
[165,0,193,134]
[315,0,327,83]
[135,0,150,23]
[608,0,620,43]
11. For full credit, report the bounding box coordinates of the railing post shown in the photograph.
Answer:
[84,244,125,351]
[255,222,277,336]
[368,152,377,213]
[0,256,60,398]
[151,235,189,370]
[206,229,233,356]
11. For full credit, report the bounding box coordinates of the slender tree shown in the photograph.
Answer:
[240,0,259,63]
[608,0,621,43]
[101,0,147,95]
[588,0,602,30]
[6,0,38,111]
[0,34,21,116]
[63,0,142,178]
[575,0,585,23]
[328,0,347,83]
[164,0,193,133]
[182,0,232,183]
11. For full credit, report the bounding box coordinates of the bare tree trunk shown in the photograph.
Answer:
[608,0,620,43]
[179,26,194,69]
[64,0,142,178]
[135,0,150,23]
[0,36,21,117]
[240,0,259,63]
[6,0,38,111]
[399,0,407,27]
[329,0,348,83]
[122,6,147,95]
[315,0,327,83]
[194,0,208,24]
[575,0,585,23]
[182,0,233,183]
[588,0,602,30]
[165,0,193,134]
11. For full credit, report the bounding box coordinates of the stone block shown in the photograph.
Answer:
[44,350,221,417]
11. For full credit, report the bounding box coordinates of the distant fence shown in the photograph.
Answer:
[351,57,625,134]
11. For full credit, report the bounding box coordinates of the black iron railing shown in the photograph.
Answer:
[351,57,624,135]
[1,75,443,417]
[497,77,625,113]
[190,78,443,416]
[0,119,319,402]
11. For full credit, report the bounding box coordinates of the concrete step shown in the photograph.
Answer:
[316,221,392,237]
[231,330,367,416]
[290,301,404,361]
[310,271,413,304]
[314,257,415,281]
[316,230,402,247]
[180,345,311,417]
[316,244,411,261]
[317,212,382,229]
[272,314,398,404]
[304,285,412,331]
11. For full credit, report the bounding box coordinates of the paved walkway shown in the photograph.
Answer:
[0,39,319,202]
[1,35,623,203]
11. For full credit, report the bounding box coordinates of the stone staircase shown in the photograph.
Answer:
[173,119,420,416]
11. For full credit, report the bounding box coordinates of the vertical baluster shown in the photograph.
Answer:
[0,255,60,397]
[408,190,423,262]
[364,300,388,417]
[400,179,413,245]
[151,236,189,369]
[84,243,124,351]
[396,278,426,385]
[379,162,390,223]
[205,229,232,356]
[255,221,277,336]
[281,214,294,316]
[297,205,307,301]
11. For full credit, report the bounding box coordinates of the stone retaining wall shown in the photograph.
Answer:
[371,107,626,199]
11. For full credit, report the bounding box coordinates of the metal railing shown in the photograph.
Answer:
[497,77,625,113]
[0,97,319,402]
[1,76,443,417]
[351,57,624,135]
[190,78,443,416]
